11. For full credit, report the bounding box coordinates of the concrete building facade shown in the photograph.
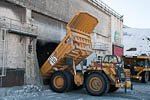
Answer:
[0,0,123,86]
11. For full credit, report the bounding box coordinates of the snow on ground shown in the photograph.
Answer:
[123,28,150,56]
[0,82,150,100]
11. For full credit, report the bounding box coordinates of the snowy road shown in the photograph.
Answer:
[0,82,150,100]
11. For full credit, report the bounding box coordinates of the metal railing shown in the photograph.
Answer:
[88,0,123,21]
[0,16,38,36]
[92,42,109,51]
[0,28,7,77]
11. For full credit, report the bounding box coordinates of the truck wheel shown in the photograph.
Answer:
[141,71,149,83]
[102,74,110,94]
[50,71,71,93]
[85,72,108,96]
[108,85,119,92]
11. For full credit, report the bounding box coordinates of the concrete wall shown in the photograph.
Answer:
[111,16,123,45]
[5,0,123,44]
[0,1,25,22]
[6,0,111,40]
[0,2,26,69]
[0,1,42,85]
[0,0,123,85]
[7,34,26,69]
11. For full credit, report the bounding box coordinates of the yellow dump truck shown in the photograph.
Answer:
[124,56,150,83]
[40,11,98,93]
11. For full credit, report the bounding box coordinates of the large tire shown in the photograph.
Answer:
[141,71,149,83]
[108,85,119,93]
[50,71,72,93]
[85,72,109,96]
[100,73,110,94]
[65,71,74,90]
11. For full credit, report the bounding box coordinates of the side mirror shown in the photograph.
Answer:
[66,57,73,67]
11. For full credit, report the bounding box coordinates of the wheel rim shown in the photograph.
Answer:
[145,72,149,82]
[89,77,102,92]
[53,75,64,89]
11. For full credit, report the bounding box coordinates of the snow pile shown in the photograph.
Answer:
[123,28,150,56]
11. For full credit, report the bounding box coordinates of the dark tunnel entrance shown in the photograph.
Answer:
[36,40,59,68]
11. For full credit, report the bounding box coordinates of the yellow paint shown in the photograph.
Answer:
[115,81,131,88]
[126,81,132,87]
[136,56,150,59]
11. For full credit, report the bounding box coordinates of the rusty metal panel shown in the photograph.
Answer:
[0,69,24,87]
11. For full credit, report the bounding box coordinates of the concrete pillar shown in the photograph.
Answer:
[24,37,43,85]
[24,8,43,85]
[25,8,32,23]
[110,15,114,55]
[120,21,123,44]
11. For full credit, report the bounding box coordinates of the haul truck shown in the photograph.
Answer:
[40,11,98,93]
[124,56,150,83]
[40,11,132,96]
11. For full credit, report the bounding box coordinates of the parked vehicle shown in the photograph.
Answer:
[124,56,150,83]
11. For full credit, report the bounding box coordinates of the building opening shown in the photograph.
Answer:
[36,40,59,68]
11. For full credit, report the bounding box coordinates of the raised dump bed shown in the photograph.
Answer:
[40,11,98,78]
